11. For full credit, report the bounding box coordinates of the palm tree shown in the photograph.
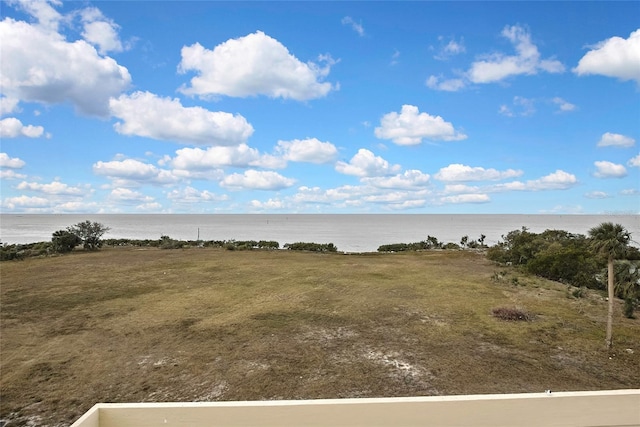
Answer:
[588,222,631,348]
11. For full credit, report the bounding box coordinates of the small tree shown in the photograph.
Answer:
[68,220,110,251]
[588,222,631,348]
[51,230,81,253]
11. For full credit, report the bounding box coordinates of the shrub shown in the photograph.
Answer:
[284,242,338,252]
[623,298,636,319]
[52,230,81,253]
[571,287,586,299]
[160,235,183,249]
[492,307,533,321]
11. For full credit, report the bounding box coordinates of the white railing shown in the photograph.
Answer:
[71,389,640,427]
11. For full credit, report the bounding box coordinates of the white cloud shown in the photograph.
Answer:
[167,186,228,204]
[468,25,564,83]
[335,149,401,177]
[425,76,466,92]
[93,158,179,185]
[221,170,296,191]
[490,170,578,191]
[620,188,640,196]
[435,164,523,182]
[523,170,578,190]
[585,191,610,199]
[574,29,640,83]
[2,195,51,210]
[0,169,27,180]
[428,25,564,91]
[628,154,640,167]
[0,96,20,116]
[108,187,155,204]
[0,117,45,138]
[178,31,337,101]
[440,194,490,204]
[0,16,131,116]
[342,16,365,37]
[79,8,124,55]
[276,138,338,164]
[110,91,254,146]
[498,96,535,117]
[170,144,262,171]
[0,152,26,169]
[362,170,431,189]
[374,105,467,145]
[443,184,481,194]
[8,0,63,32]
[433,36,466,60]
[597,132,635,148]
[593,161,627,178]
[551,97,576,113]
[250,198,286,210]
[17,180,85,196]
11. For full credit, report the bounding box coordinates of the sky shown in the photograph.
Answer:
[1,1,639,214]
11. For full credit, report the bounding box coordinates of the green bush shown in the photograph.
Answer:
[284,242,338,252]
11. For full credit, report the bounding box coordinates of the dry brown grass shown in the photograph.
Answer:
[1,247,639,426]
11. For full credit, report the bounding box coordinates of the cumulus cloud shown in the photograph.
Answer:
[109,91,254,146]
[593,161,627,178]
[108,187,154,204]
[8,0,63,32]
[275,138,338,164]
[79,7,125,55]
[2,195,51,210]
[362,170,431,189]
[167,186,228,204]
[0,117,45,138]
[250,198,285,210]
[169,145,262,170]
[597,132,635,148]
[335,149,401,177]
[221,170,296,191]
[0,169,27,180]
[17,180,85,196]
[585,191,610,199]
[490,170,578,191]
[0,152,25,169]
[435,164,523,182]
[425,76,466,92]
[574,29,640,83]
[178,31,337,101]
[440,194,490,204]
[551,97,576,113]
[0,96,20,116]
[628,154,640,167]
[93,158,179,185]
[469,25,564,83]
[0,16,131,116]
[342,16,365,37]
[427,25,564,91]
[374,105,467,145]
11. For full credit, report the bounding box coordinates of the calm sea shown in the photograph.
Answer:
[0,214,638,253]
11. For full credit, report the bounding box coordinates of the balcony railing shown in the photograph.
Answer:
[71,389,640,427]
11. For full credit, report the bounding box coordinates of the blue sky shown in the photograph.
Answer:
[1,1,639,214]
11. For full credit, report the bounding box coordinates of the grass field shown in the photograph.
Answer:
[1,247,639,426]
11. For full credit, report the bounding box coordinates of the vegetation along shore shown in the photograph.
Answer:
[1,220,638,426]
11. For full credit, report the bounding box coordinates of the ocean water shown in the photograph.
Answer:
[1,214,638,253]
